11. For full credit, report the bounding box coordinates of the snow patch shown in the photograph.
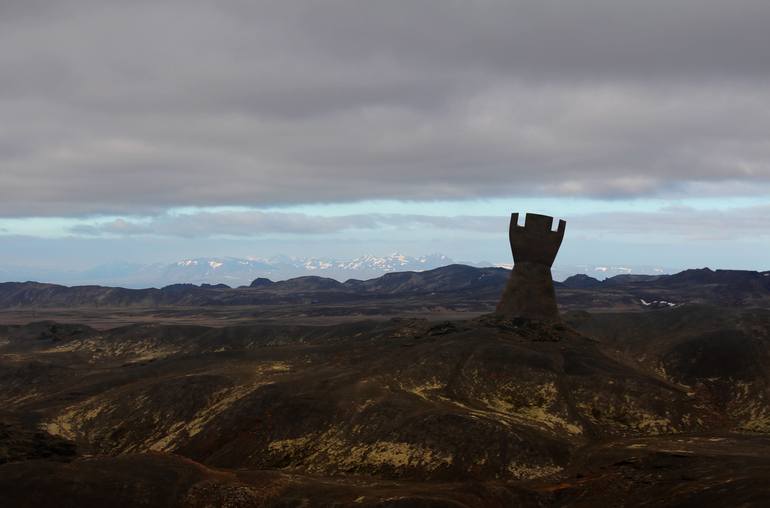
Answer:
[640,298,676,307]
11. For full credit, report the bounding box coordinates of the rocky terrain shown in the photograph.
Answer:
[1,294,770,506]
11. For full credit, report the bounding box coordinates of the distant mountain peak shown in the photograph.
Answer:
[0,255,678,289]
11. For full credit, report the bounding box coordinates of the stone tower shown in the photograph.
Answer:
[496,213,566,322]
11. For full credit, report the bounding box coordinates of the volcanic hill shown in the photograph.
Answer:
[1,301,770,506]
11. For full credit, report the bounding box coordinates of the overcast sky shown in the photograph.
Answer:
[2,0,770,272]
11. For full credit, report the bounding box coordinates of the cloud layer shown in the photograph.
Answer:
[68,205,770,243]
[2,1,770,217]
[69,212,505,237]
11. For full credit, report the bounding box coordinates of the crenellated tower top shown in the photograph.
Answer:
[496,212,566,321]
[509,213,566,268]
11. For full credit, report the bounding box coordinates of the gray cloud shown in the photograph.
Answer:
[68,205,770,242]
[574,205,770,241]
[2,1,770,217]
[70,211,505,237]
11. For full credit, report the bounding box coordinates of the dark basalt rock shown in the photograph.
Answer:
[0,419,76,464]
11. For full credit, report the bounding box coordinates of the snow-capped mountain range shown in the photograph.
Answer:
[159,253,459,287]
[0,253,672,289]
[0,254,462,288]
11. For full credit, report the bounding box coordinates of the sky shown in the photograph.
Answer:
[2,0,770,273]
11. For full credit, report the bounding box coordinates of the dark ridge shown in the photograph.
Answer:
[664,267,768,285]
[272,276,343,291]
[1,264,769,310]
[603,274,663,285]
[161,283,200,291]
[561,274,601,289]
[358,265,509,294]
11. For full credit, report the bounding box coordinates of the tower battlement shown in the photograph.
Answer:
[509,213,566,267]
[497,212,566,322]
